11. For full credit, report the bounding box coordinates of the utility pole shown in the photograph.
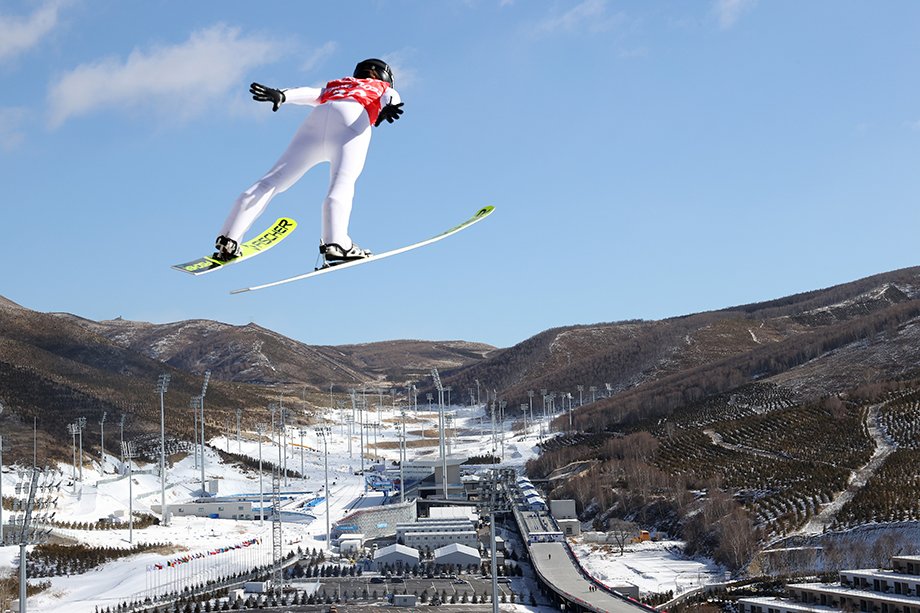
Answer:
[155,373,170,527]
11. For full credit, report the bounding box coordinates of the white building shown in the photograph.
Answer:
[551,499,581,536]
[550,499,577,519]
[434,543,481,567]
[412,455,468,500]
[373,543,421,569]
[428,506,479,522]
[741,555,920,613]
[402,530,479,552]
[153,499,253,521]
[339,533,364,555]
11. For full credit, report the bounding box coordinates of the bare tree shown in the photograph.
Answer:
[607,519,639,556]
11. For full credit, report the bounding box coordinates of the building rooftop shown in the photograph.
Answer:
[742,596,839,613]
[374,543,420,559]
[788,582,920,607]
[408,455,469,467]
[434,543,480,558]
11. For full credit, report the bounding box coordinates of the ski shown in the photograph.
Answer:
[231,206,495,294]
[172,217,297,276]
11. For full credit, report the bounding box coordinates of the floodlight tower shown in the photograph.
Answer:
[398,409,407,504]
[99,411,107,471]
[121,440,137,544]
[155,373,170,527]
[315,427,332,548]
[577,385,584,407]
[190,397,201,469]
[344,413,354,458]
[357,393,365,479]
[589,385,597,403]
[476,468,512,613]
[568,393,574,430]
[527,390,534,425]
[199,370,211,495]
[541,389,548,419]
[118,414,126,467]
[0,401,4,545]
[11,466,61,613]
[256,422,266,526]
[68,423,79,480]
[235,408,242,453]
[77,416,87,481]
[431,368,448,499]
[280,405,289,486]
[299,427,307,477]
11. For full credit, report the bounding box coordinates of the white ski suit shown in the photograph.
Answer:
[219,78,401,249]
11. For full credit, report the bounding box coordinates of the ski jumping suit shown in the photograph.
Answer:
[219,78,400,248]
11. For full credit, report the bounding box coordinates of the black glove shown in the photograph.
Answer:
[375,102,404,127]
[250,82,286,112]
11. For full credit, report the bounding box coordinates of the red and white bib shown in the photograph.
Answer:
[319,77,390,126]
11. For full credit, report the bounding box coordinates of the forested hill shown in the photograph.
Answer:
[438,266,920,430]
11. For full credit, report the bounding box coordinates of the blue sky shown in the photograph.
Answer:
[1,0,919,349]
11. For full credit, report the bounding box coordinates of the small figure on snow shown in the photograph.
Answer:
[213,58,404,264]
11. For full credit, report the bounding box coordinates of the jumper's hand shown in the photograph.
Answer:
[375,102,404,127]
[250,82,285,112]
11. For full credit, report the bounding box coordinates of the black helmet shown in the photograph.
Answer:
[353,58,394,86]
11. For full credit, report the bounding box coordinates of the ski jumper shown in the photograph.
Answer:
[219,78,400,249]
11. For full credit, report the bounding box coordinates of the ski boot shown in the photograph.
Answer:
[320,241,372,265]
[212,235,242,262]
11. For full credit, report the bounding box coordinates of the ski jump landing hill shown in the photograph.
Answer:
[510,482,657,613]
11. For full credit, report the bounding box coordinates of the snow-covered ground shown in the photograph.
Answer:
[571,538,724,597]
[1,401,718,610]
